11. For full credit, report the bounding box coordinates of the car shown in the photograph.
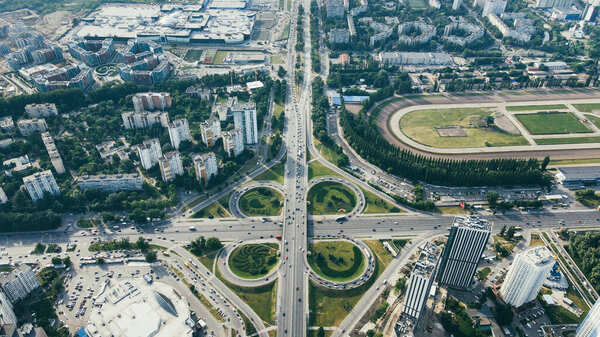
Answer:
[298,298,301,302]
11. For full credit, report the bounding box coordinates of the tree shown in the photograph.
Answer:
[317,327,325,337]
[493,302,514,325]
[541,156,550,170]
[145,251,157,263]
[206,237,223,250]
[96,258,105,264]
[506,226,516,240]
[499,225,507,237]
[277,66,287,78]
[486,192,500,207]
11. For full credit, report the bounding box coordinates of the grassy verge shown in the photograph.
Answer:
[77,219,98,228]
[530,233,544,246]
[548,158,600,166]
[314,138,344,164]
[361,188,403,214]
[192,201,230,218]
[506,104,568,111]
[364,240,393,269]
[436,206,470,214]
[183,195,208,211]
[535,137,600,145]
[218,192,233,215]
[215,265,278,325]
[477,267,491,280]
[573,103,600,112]
[254,163,285,184]
[308,161,341,180]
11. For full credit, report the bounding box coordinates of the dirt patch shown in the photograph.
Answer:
[436,126,466,137]
[494,115,520,135]
[33,11,73,40]
[345,104,362,115]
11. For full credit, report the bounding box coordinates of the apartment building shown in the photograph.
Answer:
[22,170,60,202]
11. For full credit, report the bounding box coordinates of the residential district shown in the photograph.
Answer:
[2,0,600,336]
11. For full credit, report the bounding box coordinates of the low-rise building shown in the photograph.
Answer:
[17,118,47,136]
[3,155,31,175]
[159,151,184,182]
[329,28,350,44]
[41,132,65,174]
[78,173,144,192]
[556,166,600,187]
[223,129,244,157]
[122,111,170,130]
[22,170,60,202]
[0,265,41,303]
[0,116,14,132]
[24,103,57,118]
[193,152,218,184]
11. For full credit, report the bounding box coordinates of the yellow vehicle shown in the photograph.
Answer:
[162,251,170,256]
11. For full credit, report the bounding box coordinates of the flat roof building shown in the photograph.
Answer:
[200,117,221,147]
[17,118,47,136]
[0,265,40,303]
[159,151,184,182]
[577,297,600,337]
[24,103,57,118]
[193,152,218,184]
[78,173,144,192]
[556,166,600,187]
[436,216,491,289]
[22,170,60,202]
[500,246,554,307]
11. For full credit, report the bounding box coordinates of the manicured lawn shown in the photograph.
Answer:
[192,201,230,218]
[307,181,357,215]
[535,136,600,145]
[573,103,600,112]
[308,161,341,180]
[361,188,403,214]
[477,267,491,280]
[229,243,279,279]
[307,241,365,282]
[436,206,470,214]
[77,219,98,228]
[548,158,600,166]
[309,238,388,327]
[529,233,544,246]
[183,49,204,62]
[238,187,283,216]
[515,112,590,135]
[279,22,290,40]
[271,55,284,64]
[399,108,528,148]
[364,240,393,269]
[216,266,278,325]
[506,104,568,111]
[585,114,600,129]
[254,163,285,184]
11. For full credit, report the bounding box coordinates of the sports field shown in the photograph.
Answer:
[183,49,204,62]
[515,112,590,135]
[399,108,528,148]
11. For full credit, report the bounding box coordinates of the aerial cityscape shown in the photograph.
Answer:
[1,0,600,336]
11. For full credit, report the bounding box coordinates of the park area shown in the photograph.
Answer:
[515,112,591,135]
[307,241,365,282]
[399,107,528,148]
[238,187,283,216]
[229,243,279,279]
[307,181,357,215]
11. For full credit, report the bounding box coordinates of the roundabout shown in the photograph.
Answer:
[306,239,375,289]
[218,241,281,286]
[307,177,363,216]
[229,182,285,218]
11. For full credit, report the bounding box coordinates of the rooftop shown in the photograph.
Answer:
[452,215,492,231]
[557,166,600,181]
[520,246,554,267]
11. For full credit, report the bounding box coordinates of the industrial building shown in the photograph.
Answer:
[78,173,144,192]
[137,138,163,170]
[556,166,600,187]
[159,151,184,182]
[24,103,58,118]
[232,102,258,144]
[82,279,201,337]
[436,216,491,289]
[193,152,218,184]
[577,298,600,337]
[200,117,222,147]
[223,128,244,157]
[0,265,41,303]
[168,118,191,149]
[22,170,60,202]
[500,246,554,307]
